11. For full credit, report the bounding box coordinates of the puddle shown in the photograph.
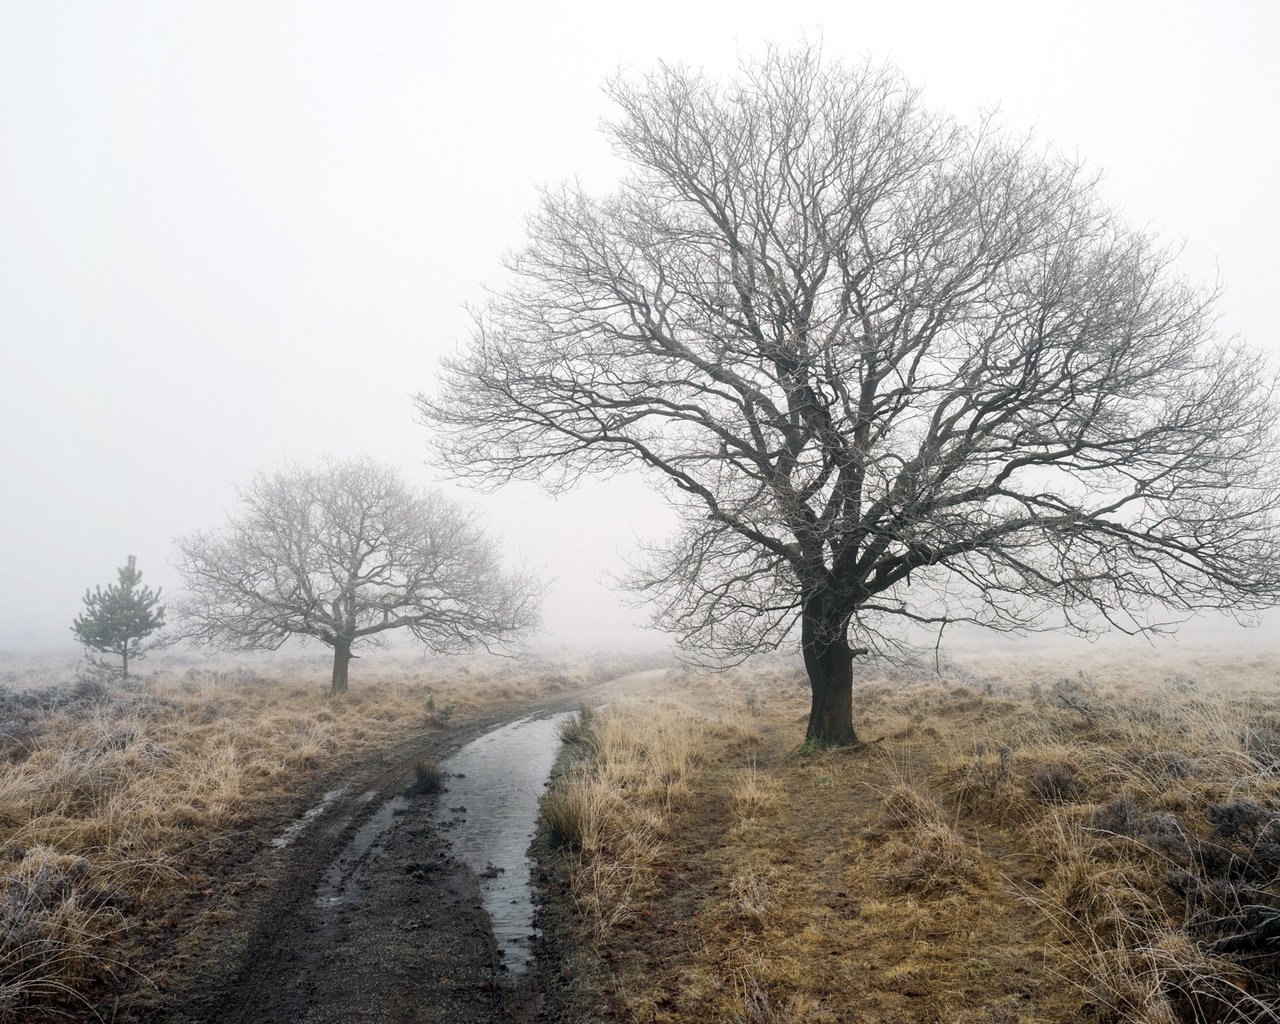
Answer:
[302,710,575,970]
[270,787,347,849]
[435,712,571,975]
[315,795,409,907]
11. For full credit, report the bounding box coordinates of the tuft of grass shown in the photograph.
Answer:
[729,964,803,1024]
[879,782,945,830]
[876,820,990,897]
[1028,760,1088,804]
[727,868,776,921]
[0,846,125,1022]
[410,760,445,795]
[541,774,601,852]
[556,703,597,749]
[874,782,990,897]
[730,759,783,818]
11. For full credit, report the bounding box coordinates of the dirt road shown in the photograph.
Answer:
[122,670,662,1024]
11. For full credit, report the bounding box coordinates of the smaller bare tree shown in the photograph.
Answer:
[174,458,540,695]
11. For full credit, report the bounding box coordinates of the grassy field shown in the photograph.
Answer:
[539,649,1280,1023]
[0,649,626,1022]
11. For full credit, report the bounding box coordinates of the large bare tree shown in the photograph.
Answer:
[175,458,541,695]
[418,49,1280,743]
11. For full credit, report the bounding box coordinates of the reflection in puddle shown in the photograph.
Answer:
[435,712,570,975]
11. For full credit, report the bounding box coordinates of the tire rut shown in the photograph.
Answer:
[124,671,664,1024]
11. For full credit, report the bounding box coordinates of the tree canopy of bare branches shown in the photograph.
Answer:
[418,48,1280,743]
[174,458,541,695]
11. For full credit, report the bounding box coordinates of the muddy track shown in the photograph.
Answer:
[122,671,662,1024]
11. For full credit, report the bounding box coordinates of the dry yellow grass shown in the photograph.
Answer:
[541,693,762,945]
[544,649,1280,1024]
[0,649,616,1022]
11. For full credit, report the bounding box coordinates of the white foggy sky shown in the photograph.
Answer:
[1,0,1277,651]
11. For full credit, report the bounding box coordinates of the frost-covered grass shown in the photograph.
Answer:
[0,650,614,1022]
[543,649,1280,1023]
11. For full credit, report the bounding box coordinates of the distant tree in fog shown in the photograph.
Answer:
[173,458,541,696]
[72,555,165,680]
[418,47,1280,745]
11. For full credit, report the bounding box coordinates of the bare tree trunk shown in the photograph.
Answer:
[121,645,129,681]
[330,640,352,697]
[801,603,858,746]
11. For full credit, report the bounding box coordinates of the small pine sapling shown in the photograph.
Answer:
[71,555,165,680]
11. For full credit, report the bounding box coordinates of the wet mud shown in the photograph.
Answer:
[119,671,664,1024]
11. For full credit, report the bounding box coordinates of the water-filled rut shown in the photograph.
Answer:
[435,712,571,974]
[147,671,662,1024]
